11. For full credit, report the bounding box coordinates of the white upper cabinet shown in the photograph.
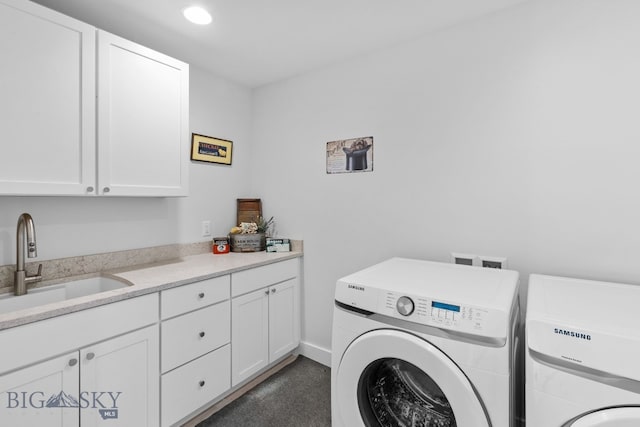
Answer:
[0,0,189,197]
[97,31,189,197]
[0,0,96,196]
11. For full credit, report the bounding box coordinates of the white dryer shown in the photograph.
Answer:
[331,257,520,427]
[526,274,640,426]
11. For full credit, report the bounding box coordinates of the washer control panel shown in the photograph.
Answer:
[334,279,508,339]
[382,291,498,337]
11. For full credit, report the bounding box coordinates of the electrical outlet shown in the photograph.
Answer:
[479,255,507,269]
[451,252,476,266]
[201,220,211,237]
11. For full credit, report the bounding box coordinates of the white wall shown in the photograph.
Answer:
[250,0,640,361]
[0,66,252,265]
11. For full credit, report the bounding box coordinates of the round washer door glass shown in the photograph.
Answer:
[336,329,490,427]
[358,358,456,426]
[568,407,640,427]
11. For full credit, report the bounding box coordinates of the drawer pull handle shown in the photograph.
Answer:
[199,331,206,338]
[199,380,206,387]
[86,352,95,361]
[198,292,205,299]
[68,358,78,367]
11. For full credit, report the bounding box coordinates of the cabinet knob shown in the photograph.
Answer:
[265,290,269,295]
[199,331,206,338]
[199,380,206,387]
[68,358,78,367]
[198,292,205,299]
[271,288,276,294]
[86,186,94,193]
[103,187,110,193]
[86,352,95,361]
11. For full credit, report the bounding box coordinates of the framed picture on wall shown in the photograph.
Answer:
[326,136,373,174]
[190,133,233,165]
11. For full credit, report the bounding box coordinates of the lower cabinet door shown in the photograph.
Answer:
[268,278,299,362]
[161,345,231,427]
[231,288,269,386]
[79,325,159,427]
[0,351,80,427]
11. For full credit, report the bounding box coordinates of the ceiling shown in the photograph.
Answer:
[31,0,530,88]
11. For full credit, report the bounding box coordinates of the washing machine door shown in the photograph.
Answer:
[565,407,640,427]
[336,329,490,427]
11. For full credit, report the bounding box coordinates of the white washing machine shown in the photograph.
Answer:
[331,257,520,427]
[526,274,640,426]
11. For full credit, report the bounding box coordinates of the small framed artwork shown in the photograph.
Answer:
[190,133,233,165]
[326,136,373,174]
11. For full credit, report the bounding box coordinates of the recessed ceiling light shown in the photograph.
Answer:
[183,6,212,25]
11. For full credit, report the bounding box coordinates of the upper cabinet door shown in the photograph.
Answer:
[97,31,189,197]
[0,0,96,196]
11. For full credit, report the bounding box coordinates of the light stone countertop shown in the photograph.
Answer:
[0,251,302,331]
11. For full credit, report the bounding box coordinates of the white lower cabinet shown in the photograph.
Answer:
[231,259,300,387]
[0,351,79,426]
[268,279,299,362]
[80,326,159,427]
[160,276,231,427]
[0,257,301,427]
[0,325,159,427]
[231,287,269,385]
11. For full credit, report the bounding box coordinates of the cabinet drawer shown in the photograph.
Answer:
[161,275,229,319]
[161,301,230,373]
[232,258,298,297]
[161,345,230,427]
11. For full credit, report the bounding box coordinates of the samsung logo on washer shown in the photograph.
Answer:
[554,328,591,341]
[348,284,365,292]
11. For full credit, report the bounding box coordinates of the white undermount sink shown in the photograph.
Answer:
[0,275,132,315]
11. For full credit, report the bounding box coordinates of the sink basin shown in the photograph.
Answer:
[0,276,131,315]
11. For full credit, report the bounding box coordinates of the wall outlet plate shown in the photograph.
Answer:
[201,220,212,237]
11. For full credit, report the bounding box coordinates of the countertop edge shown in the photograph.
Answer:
[0,251,303,331]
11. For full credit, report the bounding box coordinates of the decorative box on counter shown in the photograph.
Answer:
[230,233,266,252]
[266,238,291,253]
[212,237,230,254]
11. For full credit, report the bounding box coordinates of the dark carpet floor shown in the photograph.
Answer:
[196,356,331,427]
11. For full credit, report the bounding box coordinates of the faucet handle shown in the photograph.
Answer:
[25,264,43,284]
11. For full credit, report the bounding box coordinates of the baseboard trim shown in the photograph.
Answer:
[298,340,331,367]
